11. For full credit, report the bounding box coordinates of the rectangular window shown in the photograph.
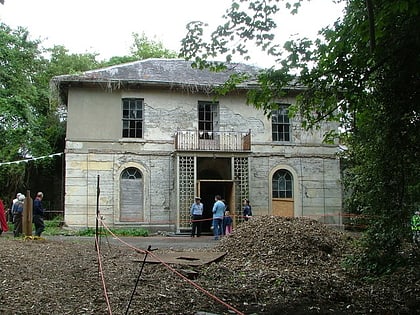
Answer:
[272,104,290,142]
[122,98,143,138]
[198,101,218,139]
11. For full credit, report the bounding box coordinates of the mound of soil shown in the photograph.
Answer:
[0,216,419,314]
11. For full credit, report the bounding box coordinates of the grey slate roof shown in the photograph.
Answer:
[52,58,260,91]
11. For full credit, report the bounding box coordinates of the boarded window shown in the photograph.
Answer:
[120,167,143,221]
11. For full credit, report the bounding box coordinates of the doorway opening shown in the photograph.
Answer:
[198,180,234,233]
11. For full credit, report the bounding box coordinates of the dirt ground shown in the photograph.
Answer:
[0,216,419,315]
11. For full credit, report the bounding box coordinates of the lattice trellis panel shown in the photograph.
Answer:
[234,157,249,223]
[178,156,195,229]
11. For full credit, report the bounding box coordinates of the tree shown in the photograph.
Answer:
[0,25,101,207]
[0,23,47,198]
[180,0,420,275]
[130,32,177,59]
[0,20,179,208]
[101,32,178,67]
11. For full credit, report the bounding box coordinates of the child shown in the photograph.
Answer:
[223,210,233,235]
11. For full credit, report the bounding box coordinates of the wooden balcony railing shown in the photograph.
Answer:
[175,130,251,152]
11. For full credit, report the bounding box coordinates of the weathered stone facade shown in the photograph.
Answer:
[53,59,342,233]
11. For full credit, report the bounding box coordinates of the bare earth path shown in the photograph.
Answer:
[0,216,419,315]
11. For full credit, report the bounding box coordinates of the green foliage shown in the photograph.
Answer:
[130,32,177,60]
[110,227,149,237]
[0,20,179,209]
[180,0,302,67]
[343,223,409,277]
[99,32,177,67]
[76,227,96,236]
[76,227,149,237]
[180,0,420,276]
[44,45,101,80]
[44,215,64,227]
[0,23,44,159]
[0,23,101,201]
[43,215,65,235]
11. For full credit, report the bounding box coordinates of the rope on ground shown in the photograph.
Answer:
[98,217,245,315]
[94,231,113,315]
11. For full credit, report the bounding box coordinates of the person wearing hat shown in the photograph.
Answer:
[9,192,22,223]
[190,197,203,237]
[12,194,25,237]
[411,210,420,245]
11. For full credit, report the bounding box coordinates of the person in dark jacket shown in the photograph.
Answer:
[33,192,46,237]
[242,198,252,221]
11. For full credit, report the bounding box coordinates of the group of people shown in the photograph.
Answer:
[0,192,46,238]
[190,195,252,240]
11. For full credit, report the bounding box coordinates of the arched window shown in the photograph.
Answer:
[120,167,143,221]
[272,170,293,198]
[121,167,142,179]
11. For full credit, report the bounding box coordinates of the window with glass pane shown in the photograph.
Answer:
[122,98,143,138]
[272,170,293,198]
[198,101,217,139]
[121,167,142,179]
[272,104,290,141]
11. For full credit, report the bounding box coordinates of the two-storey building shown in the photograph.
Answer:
[53,58,342,233]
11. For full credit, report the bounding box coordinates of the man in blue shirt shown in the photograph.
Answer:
[190,197,203,237]
[212,195,225,240]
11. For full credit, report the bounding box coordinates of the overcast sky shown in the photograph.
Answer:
[0,0,345,67]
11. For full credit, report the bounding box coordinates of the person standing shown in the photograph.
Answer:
[9,193,22,223]
[0,199,9,235]
[411,210,420,245]
[212,195,225,240]
[12,194,25,237]
[223,209,233,236]
[33,192,46,237]
[190,197,203,237]
[242,198,252,221]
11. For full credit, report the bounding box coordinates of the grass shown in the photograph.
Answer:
[76,227,149,237]
[6,216,149,237]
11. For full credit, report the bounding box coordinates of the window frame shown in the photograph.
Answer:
[121,167,142,179]
[272,169,293,198]
[122,98,144,139]
[198,101,218,140]
[271,104,291,142]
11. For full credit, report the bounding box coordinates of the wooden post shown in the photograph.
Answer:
[22,190,33,236]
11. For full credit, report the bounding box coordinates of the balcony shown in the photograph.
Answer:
[175,130,251,152]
